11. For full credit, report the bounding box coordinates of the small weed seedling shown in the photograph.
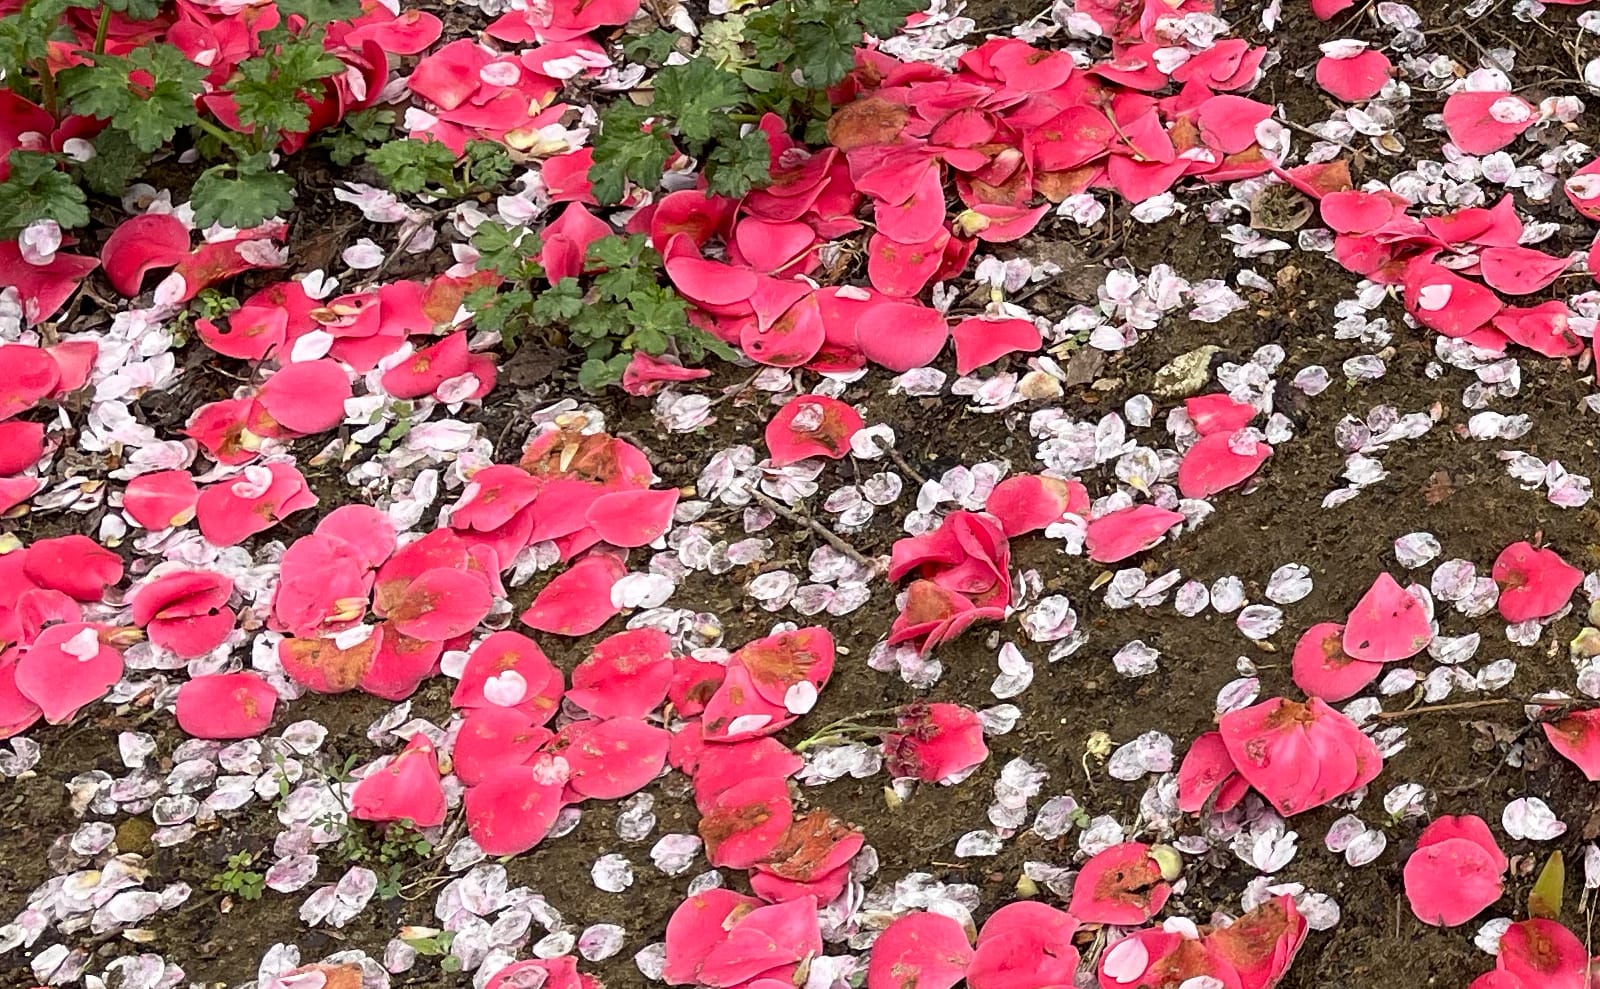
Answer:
[208,851,266,901]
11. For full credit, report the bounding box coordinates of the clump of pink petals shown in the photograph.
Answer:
[1403,814,1506,927]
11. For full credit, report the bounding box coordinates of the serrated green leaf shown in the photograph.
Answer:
[652,59,749,145]
[588,103,671,205]
[706,129,771,199]
[369,138,457,194]
[190,159,294,229]
[0,151,89,236]
[74,127,145,196]
[273,0,361,24]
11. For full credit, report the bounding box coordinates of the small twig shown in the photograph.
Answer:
[751,489,880,573]
[868,435,929,488]
[1372,698,1519,720]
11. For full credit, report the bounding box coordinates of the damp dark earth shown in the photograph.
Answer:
[8,0,1600,987]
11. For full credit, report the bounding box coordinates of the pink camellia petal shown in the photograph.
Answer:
[1479,246,1571,295]
[968,901,1079,989]
[0,477,42,514]
[123,470,200,530]
[196,463,318,546]
[865,912,974,989]
[552,716,670,800]
[699,775,794,869]
[566,628,674,719]
[382,332,471,400]
[697,896,821,988]
[1493,541,1582,623]
[1085,504,1185,563]
[0,344,62,422]
[1404,837,1504,927]
[520,553,628,636]
[1315,48,1391,102]
[664,253,759,309]
[765,395,864,466]
[586,488,679,548]
[175,672,277,739]
[984,474,1088,537]
[1342,573,1431,662]
[733,626,835,708]
[1566,160,1600,222]
[100,213,191,296]
[278,633,379,695]
[352,735,447,827]
[21,535,123,602]
[2,243,98,326]
[1468,973,1528,989]
[1177,432,1272,499]
[663,889,763,986]
[701,662,790,742]
[135,570,237,657]
[315,504,398,570]
[867,230,949,298]
[485,958,593,989]
[1442,90,1537,154]
[1177,730,1240,814]
[539,203,611,283]
[874,164,949,244]
[1319,189,1401,235]
[650,190,735,251]
[742,293,826,368]
[387,567,492,641]
[14,623,124,724]
[360,626,442,700]
[854,300,949,371]
[1193,94,1274,155]
[45,341,97,397]
[1291,622,1383,701]
[1492,302,1583,359]
[453,707,553,787]
[1068,842,1171,926]
[950,316,1042,374]
[1218,697,1383,816]
[273,534,374,638]
[1403,260,1504,337]
[1543,709,1600,781]
[1186,394,1257,436]
[732,218,816,274]
[463,760,567,855]
[0,653,43,739]
[621,352,711,396]
[883,702,989,782]
[1205,894,1307,989]
[1311,0,1354,16]
[0,420,46,475]
[452,630,564,723]
[255,359,352,435]
[1498,919,1591,989]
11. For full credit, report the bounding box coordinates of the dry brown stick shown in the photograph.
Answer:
[751,490,880,573]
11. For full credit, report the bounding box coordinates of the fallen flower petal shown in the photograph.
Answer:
[175,672,277,739]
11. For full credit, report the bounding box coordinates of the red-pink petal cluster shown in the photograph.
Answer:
[1179,697,1383,816]
[888,511,1011,651]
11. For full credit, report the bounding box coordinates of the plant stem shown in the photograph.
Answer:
[750,489,880,573]
[193,117,238,147]
[93,5,111,54]
[37,61,57,117]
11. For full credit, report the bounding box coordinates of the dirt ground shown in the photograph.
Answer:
[7,0,1600,986]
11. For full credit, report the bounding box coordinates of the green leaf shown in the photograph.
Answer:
[320,107,396,167]
[464,140,514,191]
[471,222,538,278]
[623,29,683,66]
[190,156,294,229]
[588,103,671,205]
[530,278,586,324]
[0,151,89,236]
[369,138,458,195]
[232,33,342,137]
[0,0,74,91]
[60,44,205,153]
[856,0,926,38]
[652,59,749,145]
[1529,850,1564,920]
[273,0,362,24]
[102,0,165,20]
[74,128,145,197]
[577,354,629,392]
[706,129,771,199]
